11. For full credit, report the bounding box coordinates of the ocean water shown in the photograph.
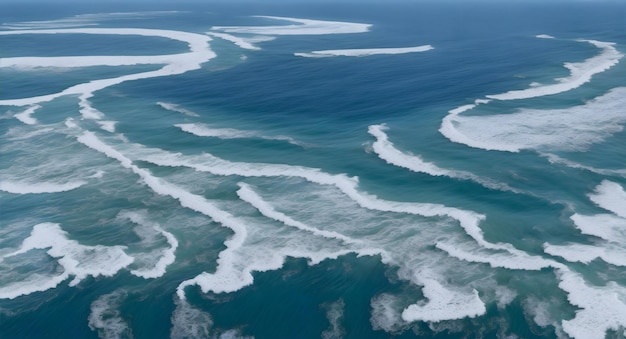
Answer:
[1,2,625,338]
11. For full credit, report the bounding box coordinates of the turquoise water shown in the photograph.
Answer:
[1,2,625,338]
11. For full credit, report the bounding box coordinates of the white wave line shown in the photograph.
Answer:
[486,38,623,101]
[0,28,215,109]
[236,182,365,245]
[368,124,518,192]
[295,45,433,58]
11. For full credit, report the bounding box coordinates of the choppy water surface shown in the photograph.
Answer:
[1,3,625,338]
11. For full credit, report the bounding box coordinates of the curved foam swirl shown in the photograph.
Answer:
[440,87,626,152]
[486,39,623,100]
[121,211,179,279]
[1,223,134,299]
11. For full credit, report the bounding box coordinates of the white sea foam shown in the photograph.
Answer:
[176,123,303,146]
[322,299,346,339]
[544,243,626,267]
[98,121,117,133]
[486,39,623,100]
[295,45,433,58]
[0,270,71,300]
[0,180,86,194]
[13,105,41,124]
[440,87,626,152]
[543,180,626,266]
[212,16,371,35]
[402,275,486,322]
[120,211,179,279]
[588,180,626,218]
[368,124,515,192]
[556,268,626,339]
[536,34,555,39]
[570,213,626,242]
[157,102,200,117]
[436,242,555,270]
[206,32,274,50]
[88,291,133,339]
[1,223,133,299]
[0,28,215,108]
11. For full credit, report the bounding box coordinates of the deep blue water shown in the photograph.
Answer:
[1,2,625,339]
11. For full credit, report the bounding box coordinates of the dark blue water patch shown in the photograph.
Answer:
[184,254,400,339]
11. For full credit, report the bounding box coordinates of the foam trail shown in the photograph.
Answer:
[206,32,275,50]
[122,140,559,270]
[88,291,133,339]
[170,297,213,339]
[544,243,626,267]
[588,180,626,218]
[368,124,516,192]
[556,268,626,339]
[236,183,363,245]
[0,28,215,108]
[0,271,71,300]
[536,34,555,39]
[322,299,346,339]
[3,126,54,141]
[295,45,433,58]
[440,87,626,152]
[486,39,623,100]
[176,123,304,146]
[121,211,179,279]
[370,294,407,333]
[543,153,626,178]
[126,142,488,242]
[114,140,559,308]
[157,102,200,117]
[13,105,41,124]
[0,180,86,194]
[1,223,133,299]
[436,242,557,270]
[211,16,371,35]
